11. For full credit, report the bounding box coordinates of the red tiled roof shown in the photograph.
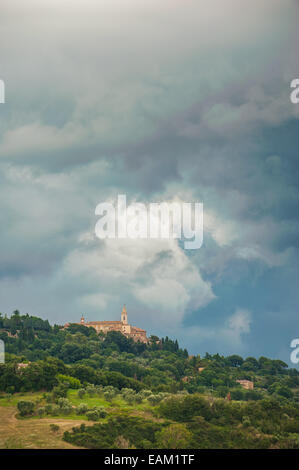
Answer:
[131,326,146,332]
[87,321,122,325]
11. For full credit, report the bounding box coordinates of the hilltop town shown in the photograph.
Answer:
[64,306,148,344]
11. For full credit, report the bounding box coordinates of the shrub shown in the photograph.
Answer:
[244,390,262,401]
[158,395,212,421]
[63,416,163,449]
[283,420,299,433]
[51,405,60,415]
[155,423,192,449]
[96,386,104,395]
[114,435,135,449]
[147,394,163,406]
[230,389,244,401]
[104,390,115,402]
[86,385,97,397]
[37,406,46,417]
[139,389,152,400]
[124,395,136,405]
[76,403,88,415]
[57,397,72,415]
[44,393,52,403]
[77,388,86,399]
[121,387,135,396]
[134,394,143,404]
[121,388,136,403]
[276,386,293,399]
[57,374,81,389]
[96,407,108,418]
[52,384,68,400]
[44,404,53,414]
[50,424,60,433]
[17,400,35,417]
[61,404,72,415]
[242,416,251,428]
[86,410,100,421]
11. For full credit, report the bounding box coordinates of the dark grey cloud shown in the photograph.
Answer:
[0,0,298,362]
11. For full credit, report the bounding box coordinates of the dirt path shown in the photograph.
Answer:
[0,407,86,449]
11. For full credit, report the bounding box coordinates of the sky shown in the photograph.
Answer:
[0,0,299,365]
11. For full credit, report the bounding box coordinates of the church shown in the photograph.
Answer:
[65,305,148,343]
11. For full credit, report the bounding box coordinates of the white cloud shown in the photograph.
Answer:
[0,122,87,158]
[0,0,297,361]
[204,210,238,247]
[228,309,251,336]
[181,309,252,354]
[0,0,297,162]
[62,234,215,329]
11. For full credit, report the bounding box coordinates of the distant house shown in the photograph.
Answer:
[17,363,30,370]
[236,379,254,390]
[0,330,18,338]
[182,376,193,383]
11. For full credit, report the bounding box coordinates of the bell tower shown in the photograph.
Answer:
[80,315,85,325]
[121,305,128,324]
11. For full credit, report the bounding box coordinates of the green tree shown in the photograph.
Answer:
[155,424,192,449]
[17,400,35,417]
[226,355,244,367]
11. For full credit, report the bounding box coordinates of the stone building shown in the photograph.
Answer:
[64,305,148,343]
[17,362,30,370]
[236,379,254,390]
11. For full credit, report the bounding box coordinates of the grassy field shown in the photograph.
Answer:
[0,391,43,407]
[0,406,86,449]
[0,390,161,448]
[68,390,151,413]
[0,391,94,448]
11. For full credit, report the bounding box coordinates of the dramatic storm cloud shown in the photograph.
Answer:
[0,0,298,364]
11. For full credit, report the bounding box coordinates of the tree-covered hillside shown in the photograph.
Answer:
[1,310,299,449]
